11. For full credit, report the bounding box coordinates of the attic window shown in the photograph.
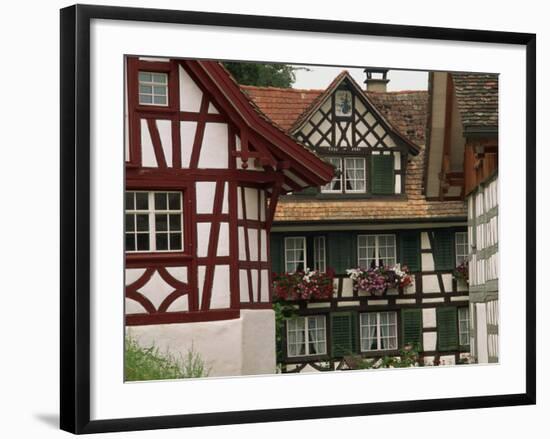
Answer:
[138,72,168,106]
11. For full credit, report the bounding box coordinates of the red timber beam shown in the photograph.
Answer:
[266,176,284,231]
[240,186,255,303]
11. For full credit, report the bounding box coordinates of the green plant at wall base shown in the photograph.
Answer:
[345,343,422,370]
[125,337,210,381]
[272,301,298,366]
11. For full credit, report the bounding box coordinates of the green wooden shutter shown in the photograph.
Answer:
[371,155,395,195]
[437,307,458,351]
[400,231,420,272]
[331,312,358,357]
[327,232,356,274]
[433,230,455,270]
[270,234,283,274]
[401,308,423,350]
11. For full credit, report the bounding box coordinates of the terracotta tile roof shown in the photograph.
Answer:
[236,69,465,223]
[366,91,428,145]
[451,73,499,128]
[240,85,323,131]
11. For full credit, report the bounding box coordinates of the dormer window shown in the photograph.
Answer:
[322,157,366,194]
[138,72,168,106]
[335,89,353,118]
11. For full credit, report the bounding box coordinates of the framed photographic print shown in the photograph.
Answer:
[60,4,536,434]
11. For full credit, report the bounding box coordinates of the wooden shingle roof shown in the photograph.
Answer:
[237,72,466,223]
[451,73,499,129]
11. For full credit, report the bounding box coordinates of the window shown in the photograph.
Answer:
[458,307,470,346]
[360,312,398,351]
[313,236,326,272]
[284,237,306,272]
[357,234,396,268]
[344,158,366,192]
[321,157,366,194]
[138,72,168,106]
[287,315,327,357]
[322,157,342,193]
[455,231,469,265]
[125,191,183,252]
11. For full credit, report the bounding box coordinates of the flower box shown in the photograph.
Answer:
[347,264,412,296]
[273,268,335,301]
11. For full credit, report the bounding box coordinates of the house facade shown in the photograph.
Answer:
[123,57,333,377]
[244,70,472,372]
[425,72,499,363]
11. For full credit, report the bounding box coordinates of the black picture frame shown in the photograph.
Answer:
[60,4,536,434]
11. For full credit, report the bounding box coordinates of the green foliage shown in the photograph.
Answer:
[272,301,298,366]
[223,62,297,88]
[346,343,422,370]
[125,337,210,381]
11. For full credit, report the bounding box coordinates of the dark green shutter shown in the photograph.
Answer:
[371,155,395,195]
[400,231,420,272]
[401,308,423,350]
[331,312,358,357]
[270,234,283,274]
[433,230,455,270]
[437,307,458,351]
[327,232,356,274]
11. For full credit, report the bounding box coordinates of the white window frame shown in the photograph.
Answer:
[458,307,470,346]
[313,236,326,272]
[284,236,307,273]
[455,231,469,266]
[138,71,169,106]
[357,234,397,268]
[321,157,367,194]
[287,315,327,357]
[360,311,398,351]
[125,191,183,253]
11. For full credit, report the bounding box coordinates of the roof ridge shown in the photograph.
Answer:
[240,84,325,93]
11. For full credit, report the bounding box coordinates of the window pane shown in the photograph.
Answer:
[155,214,168,232]
[125,192,134,210]
[154,95,167,105]
[139,85,152,94]
[170,233,182,250]
[139,72,152,82]
[136,214,149,232]
[169,214,181,231]
[125,214,135,232]
[154,192,167,210]
[168,192,181,210]
[125,234,135,251]
[152,73,167,83]
[153,85,167,95]
[139,94,153,104]
[135,192,148,210]
[136,233,149,251]
[156,233,168,250]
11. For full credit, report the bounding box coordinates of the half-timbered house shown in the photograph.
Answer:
[243,69,473,372]
[425,72,499,363]
[123,57,334,377]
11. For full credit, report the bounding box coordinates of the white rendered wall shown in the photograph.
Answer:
[126,309,277,378]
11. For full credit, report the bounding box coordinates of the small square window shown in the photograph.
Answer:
[138,71,169,106]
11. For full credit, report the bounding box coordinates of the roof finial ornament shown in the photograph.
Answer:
[364,68,389,93]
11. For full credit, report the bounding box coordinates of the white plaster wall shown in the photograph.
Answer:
[341,278,354,297]
[217,223,230,257]
[476,302,489,363]
[140,119,158,167]
[125,298,147,314]
[137,270,175,310]
[239,270,250,302]
[207,102,219,114]
[260,270,270,302]
[422,274,440,293]
[244,187,259,220]
[422,308,436,328]
[166,266,188,283]
[198,123,228,169]
[423,332,437,351]
[442,274,453,293]
[180,121,197,168]
[195,182,216,214]
[241,309,277,375]
[156,119,173,167]
[166,295,189,312]
[248,229,258,261]
[260,229,268,261]
[421,232,431,250]
[125,268,146,286]
[179,65,203,112]
[394,174,401,194]
[197,223,211,257]
[210,265,230,309]
[238,226,246,260]
[421,253,435,271]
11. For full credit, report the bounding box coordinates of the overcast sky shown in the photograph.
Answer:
[291,65,428,91]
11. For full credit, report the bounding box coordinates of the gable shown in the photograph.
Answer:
[292,77,401,153]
